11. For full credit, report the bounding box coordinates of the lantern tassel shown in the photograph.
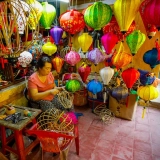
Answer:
[142,107,146,119]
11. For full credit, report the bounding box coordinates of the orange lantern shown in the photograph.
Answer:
[52,56,64,74]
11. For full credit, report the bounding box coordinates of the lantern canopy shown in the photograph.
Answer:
[113,0,141,32]
[87,48,105,65]
[126,30,146,55]
[40,2,56,29]
[50,26,63,45]
[78,33,93,53]
[42,42,57,56]
[52,56,64,74]
[101,32,119,55]
[137,85,159,101]
[121,68,140,89]
[87,79,103,95]
[78,63,91,83]
[99,67,114,85]
[65,51,81,66]
[59,9,85,35]
[143,48,160,69]
[84,2,112,30]
[65,80,81,92]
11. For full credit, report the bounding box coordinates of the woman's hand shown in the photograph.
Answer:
[50,88,60,95]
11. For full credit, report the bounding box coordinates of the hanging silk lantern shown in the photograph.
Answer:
[126,30,146,55]
[99,67,114,85]
[147,25,157,39]
[111,43,132,70]
[84,2,112,30]
[50,26,63,45]
[113,0,141,33]
[59,9,85,35]
[101,32,118,55]
[103,16,136,41]
[138,69,155,86]
[40,2,56,29]
[52,56,64,74]
[121,68,140,90]
[111,86,129,102]
[26,0,43,30]
[65,51,81,66]
[78,63,91,83]
[143,48,160,69]
[87,48,105,65]
[65,80,81,92]
[87,79,103,95]
[42,42,57,56]
[78,33,93,54]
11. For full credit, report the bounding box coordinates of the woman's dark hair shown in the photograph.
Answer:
[36,56,52,69]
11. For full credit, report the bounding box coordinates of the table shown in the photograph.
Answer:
[0,106,41,160]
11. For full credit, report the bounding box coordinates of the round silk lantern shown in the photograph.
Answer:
[126,30,146,55]
[65,51,81,66]
[111,86,129,102]
[87,48,105,65]
[26,0,43,30]
[78,63,91,83]
[138,69,155,86]
[78,33,93,53]
[101,32,118,55]
[52,56,64,74]
[18,51,32,67]
[84,2,112,30]
[113,0,141,32]
[40,2,56,29]
[143,48,160,69]
[99,67,114,85]
[65,80,81,92]
[137,85,159,101]
[121,68,140,89]
[50,26,63,45]
[87,79,103,95]
[42,42,57,56]
[59,9,85,35]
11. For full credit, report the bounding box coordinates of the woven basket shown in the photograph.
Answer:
[73,88,88,106]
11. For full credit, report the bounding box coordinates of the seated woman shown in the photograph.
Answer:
[28,56,63,111]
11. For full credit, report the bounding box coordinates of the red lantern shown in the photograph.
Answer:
[78,63,91,83]
[121,68,140,89]
[59,9,85,35]
[52,56,64,74]
[101,32,118,55]
[103,16,136,41]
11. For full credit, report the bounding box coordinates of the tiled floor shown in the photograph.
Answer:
[26,104,160,160]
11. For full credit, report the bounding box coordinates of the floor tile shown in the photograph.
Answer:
[152,143,160,157]
[135,123,150,132]
[151,132,160,145]
[100,129,118,142]
[120,119,135,128]
[91,150,112,160]
[112,156,126,160]
[118,126,135,138]
[152,155,160,160]
[134,130,151,143]
[133,150,153,160]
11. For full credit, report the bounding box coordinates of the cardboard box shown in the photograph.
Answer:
[109,94,138,121]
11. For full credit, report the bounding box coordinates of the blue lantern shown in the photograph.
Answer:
[143,48,160,69]
[138,69,155,86]
[87,79,103,95]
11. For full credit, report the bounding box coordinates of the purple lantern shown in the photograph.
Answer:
[50,26,63,45]
[87,48,105,65]
[65,50,81,66]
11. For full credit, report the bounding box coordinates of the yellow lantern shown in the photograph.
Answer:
[113,0,141,33]
[71,33,80,52]
[78,33,93,54]
[42,42,57,56]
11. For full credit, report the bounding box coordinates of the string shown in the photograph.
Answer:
[55,0,58,26]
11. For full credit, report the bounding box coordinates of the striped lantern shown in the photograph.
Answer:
[65,51,81,66]
[84,2,112,30]
[40,2,56,29]
[52,56,64,74]
[126,30,146,55]
[65,80,81,92]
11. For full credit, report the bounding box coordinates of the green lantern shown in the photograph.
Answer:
[84,2,112,30]
[126,30,146,55]
[40,2,56,29]
[65,80,81,92]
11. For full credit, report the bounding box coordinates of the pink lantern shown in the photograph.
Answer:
[65,51,81,66]
[87,48,105,65]
[101,32,118,55]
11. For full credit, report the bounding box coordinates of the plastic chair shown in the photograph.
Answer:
[26,123,79,160]
[23,88,40,109]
